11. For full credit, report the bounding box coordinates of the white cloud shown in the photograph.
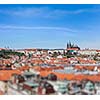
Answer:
[0,25,78,33]
[0,7,100,18]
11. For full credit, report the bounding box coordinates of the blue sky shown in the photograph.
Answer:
[0,4,100,49]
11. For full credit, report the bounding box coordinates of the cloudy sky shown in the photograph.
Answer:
[0,4,100,49]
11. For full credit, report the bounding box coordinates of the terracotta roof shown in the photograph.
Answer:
[19,66,30,71]
[0,48,4,50]
[67,48,79,50]
[0,90,4,95]
[0,70,21,81]
[72,74,85,81]
[96,50,100,52]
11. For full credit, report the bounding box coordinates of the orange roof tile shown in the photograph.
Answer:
[0,70,21,81]
[0,90,4,95]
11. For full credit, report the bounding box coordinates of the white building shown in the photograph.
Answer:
[78,50,97,55]
[48,49,64,54]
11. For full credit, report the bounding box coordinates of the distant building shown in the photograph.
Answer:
[48,49,64,55]
[0,48,5,51]
[78,49,97,55]
[66,42,80,54]
[67,41,80,50]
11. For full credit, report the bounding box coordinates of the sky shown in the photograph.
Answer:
[0,4,100,49]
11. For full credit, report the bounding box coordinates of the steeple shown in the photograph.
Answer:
[69,41,71,48]
[67,41,80,50]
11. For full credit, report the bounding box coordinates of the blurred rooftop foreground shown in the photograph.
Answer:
[0,48,100,95]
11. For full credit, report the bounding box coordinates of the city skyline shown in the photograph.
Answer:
[0,4,100,49]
